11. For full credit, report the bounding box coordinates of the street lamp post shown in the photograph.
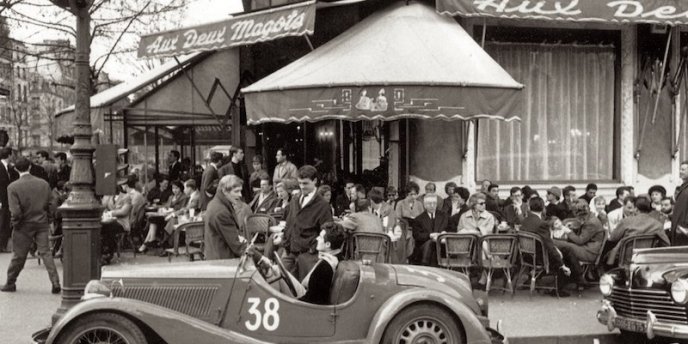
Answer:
[49,0,101,323]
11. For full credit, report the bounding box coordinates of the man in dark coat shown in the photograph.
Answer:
[167,150,183,182]
[217,146,251,200]
[0,147,17,252]
[283,165,333,281]
[672,161,688,245]
[411,194,450,266]
[1,157,59,293]
[522,197,583,297]
[200,152,223,211]
[204,175,246,260]
[334,180,355,216]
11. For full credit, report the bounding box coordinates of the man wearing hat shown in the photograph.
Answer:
[545,186,564,220]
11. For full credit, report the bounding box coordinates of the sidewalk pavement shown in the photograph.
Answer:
[0,251,622,344]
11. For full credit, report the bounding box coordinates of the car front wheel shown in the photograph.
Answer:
[381,304,463,344]
[57,312,148,344]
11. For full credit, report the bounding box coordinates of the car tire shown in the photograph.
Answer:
[381,304,463,344]
[57,312,148,344]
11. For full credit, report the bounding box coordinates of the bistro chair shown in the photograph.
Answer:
[616,234,663,268]
[580,236,607,283]
[516,231,559,297]
[352,232,391,263]
[166,221,205,262]
[115,230,137,260]
[244,214,276,252]
[436,233,480,275]
[480,234,518,296]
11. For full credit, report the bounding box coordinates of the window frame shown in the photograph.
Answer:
[471,22,622,184]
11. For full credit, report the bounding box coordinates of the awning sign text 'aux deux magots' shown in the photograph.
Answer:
[137,1,316,58]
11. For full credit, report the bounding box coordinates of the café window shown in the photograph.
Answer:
[477,27,619,182]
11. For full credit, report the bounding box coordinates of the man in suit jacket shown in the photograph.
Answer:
[503,187,528,228]
[411,194,450,266]
[1,157,59,293]
[282,165,333,281]
[217,146,251,200]
[334,181,355,216]
[607,196,669,265]
[0,147,17,252]
[249,173,279,214]
[522,197,583,296]
[200,152,223,211]
[167,150,183,182]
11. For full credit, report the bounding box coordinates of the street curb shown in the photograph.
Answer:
[507,333,619,344]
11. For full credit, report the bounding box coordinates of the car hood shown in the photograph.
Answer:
[102,259,242,280]
[611,247,688,289]
[392,265,479,311]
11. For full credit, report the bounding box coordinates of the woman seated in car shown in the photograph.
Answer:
[252,222,345,305]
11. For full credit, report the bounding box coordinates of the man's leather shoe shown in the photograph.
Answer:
[51,285,61,294]
[1,284,16,292]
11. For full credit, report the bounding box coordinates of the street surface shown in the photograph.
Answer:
[0,251,620,344]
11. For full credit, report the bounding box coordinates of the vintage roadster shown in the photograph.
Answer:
[597,246,688,343]
[32,249,506,344]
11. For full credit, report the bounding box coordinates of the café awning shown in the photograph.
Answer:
[241,1,523,124]
[436,0,688,25]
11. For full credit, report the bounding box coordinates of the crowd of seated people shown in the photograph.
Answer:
[102,145,688,299]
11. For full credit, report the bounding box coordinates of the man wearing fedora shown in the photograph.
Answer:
[545,186,564,220]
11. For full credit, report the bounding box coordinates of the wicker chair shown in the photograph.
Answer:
[352,232,391,263]
[616,234,662,268]
[166,221,205,262]
[244,214,276,251]
[516,231,559,297]
[436,233,480,274]
[480,234,518,295]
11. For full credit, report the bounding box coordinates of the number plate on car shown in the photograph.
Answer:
[614,317,646,333]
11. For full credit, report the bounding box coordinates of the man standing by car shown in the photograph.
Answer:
[1,157,59,293]
[283,165,332,281]
[673,161,688,245]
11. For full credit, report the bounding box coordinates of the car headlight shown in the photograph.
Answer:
[82,280,112,300]
[599,274,614,296]
[672,279,688,304]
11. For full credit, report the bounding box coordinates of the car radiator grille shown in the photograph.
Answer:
[609,286,688,324]
[112,285,219,319]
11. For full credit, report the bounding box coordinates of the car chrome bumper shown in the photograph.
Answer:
[597,299,688,339]
[31,328,49,344]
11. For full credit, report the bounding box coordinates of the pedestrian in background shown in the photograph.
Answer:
[1,157,60,293]
[200,151,222,211]
[0,147,18,252]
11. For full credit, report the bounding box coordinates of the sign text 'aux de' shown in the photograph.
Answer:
[437,0,688,25]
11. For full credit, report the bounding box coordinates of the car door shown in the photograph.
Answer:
[226,272,336,340]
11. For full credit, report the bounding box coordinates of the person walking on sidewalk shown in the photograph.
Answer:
[1,157,60,293]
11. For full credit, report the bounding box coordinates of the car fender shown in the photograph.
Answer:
[366,288,491,344]
[47,297,268,344]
